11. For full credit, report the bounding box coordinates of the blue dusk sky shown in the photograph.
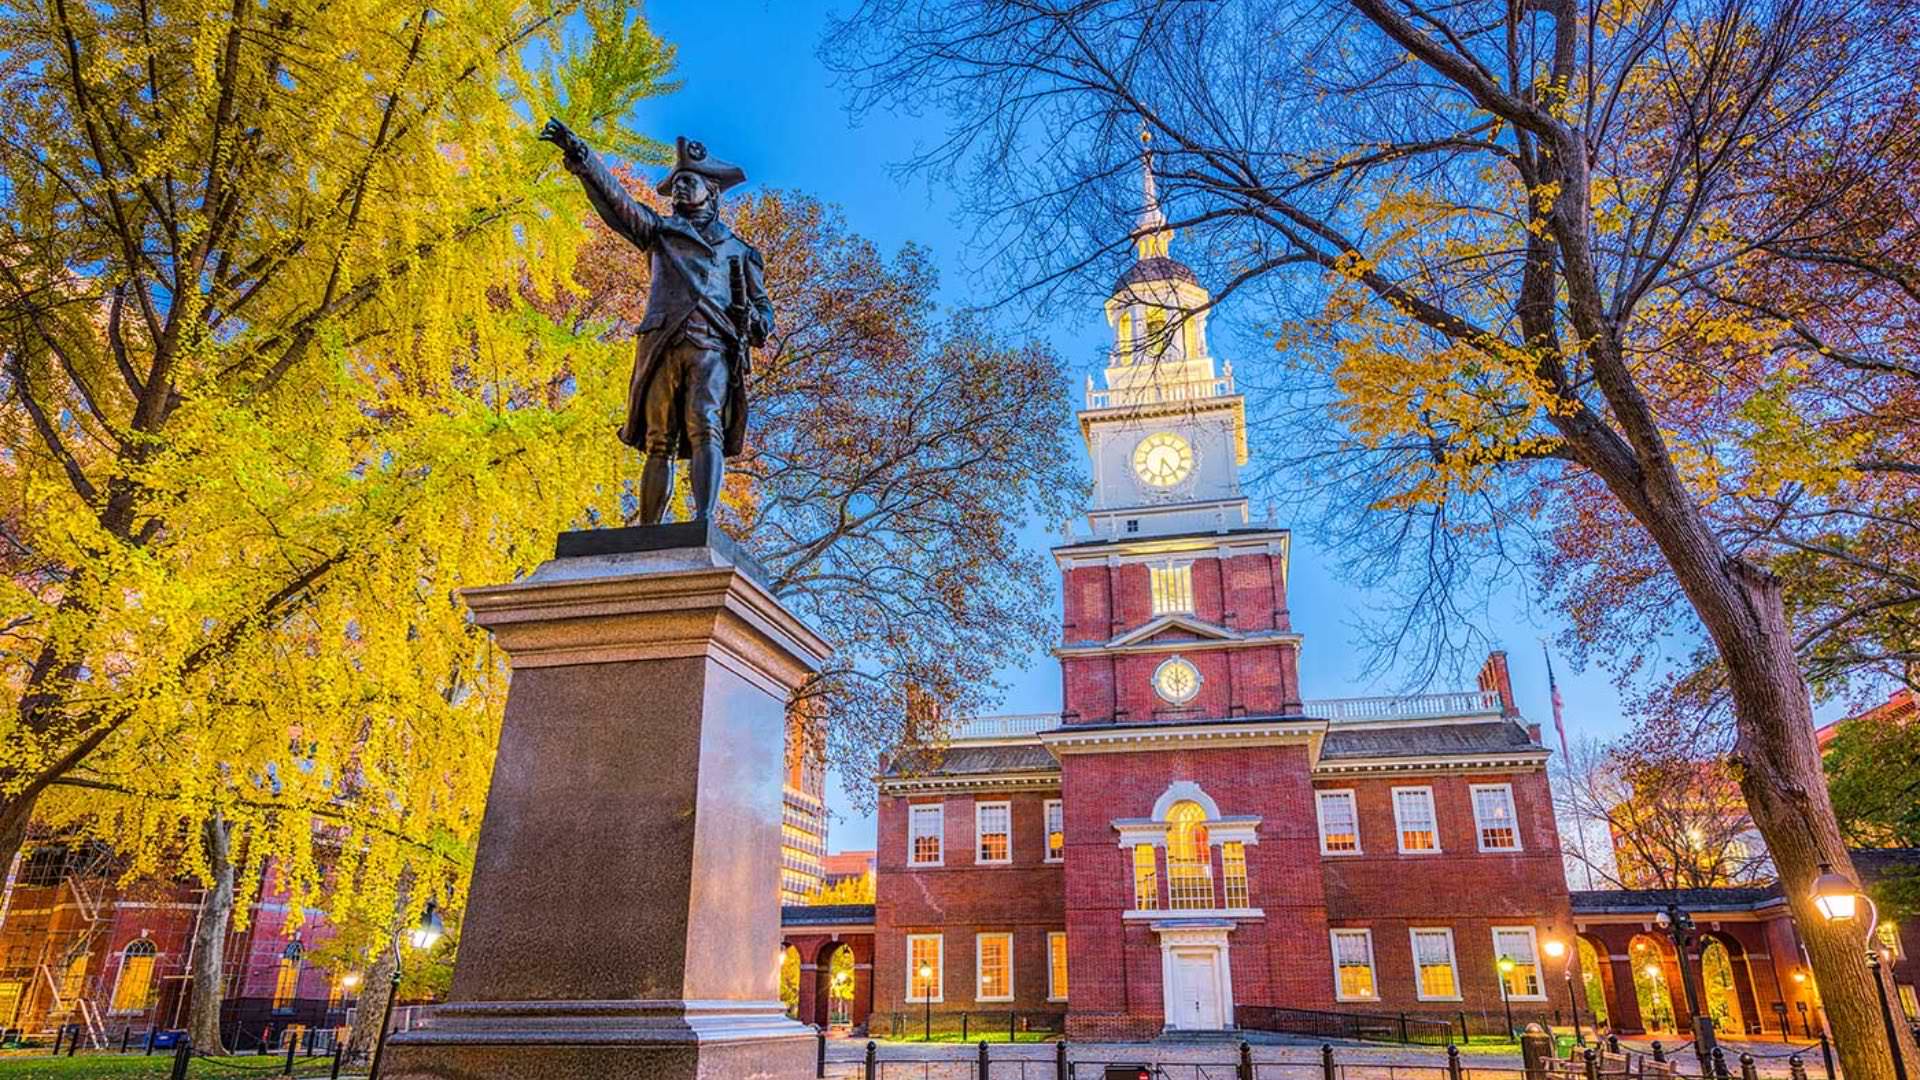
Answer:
[624,1,1744,851]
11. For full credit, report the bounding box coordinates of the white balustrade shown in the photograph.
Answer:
[1303,689,1505,723]
[945,713,1060,741]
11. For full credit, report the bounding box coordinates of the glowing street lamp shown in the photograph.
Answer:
[1496,956,1517,1041]
[917,963,934,1042]
[1543,938,1583,1046]
[1809,863,1908,1080]
[368,901,448,1080]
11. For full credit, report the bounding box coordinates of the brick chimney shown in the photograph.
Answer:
[1477,650,1521,719]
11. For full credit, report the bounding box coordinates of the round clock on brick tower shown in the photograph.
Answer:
[868,131,1573,1044]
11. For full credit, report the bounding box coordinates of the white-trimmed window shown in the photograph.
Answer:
[906,934,943,1002]
[1132,844,1160,910]
[109,940,156,1014]
[1222,841,1250,908]
[1411,929,1460,1001]
[908,804,944,866]
[1048,932,1069,1001]
[271,942,302,1009]
[1331,929,1378,1001]
[1149,562,1194,615]
[1393,787,1440,853]
[1316,790,1360,854]
[976,801,1011,864]
[1472,785,1521,852]
[1044,799,1065,863]
[976,933,1013,1001]
[1166,801,1215,909]
[1492,927,1545,999]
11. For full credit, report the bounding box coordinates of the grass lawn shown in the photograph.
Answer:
[0,1052,348,1078]
[886,1030,1061,1044]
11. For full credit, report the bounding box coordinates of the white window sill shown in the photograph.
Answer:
[1320,849,1363,857]
[1479,847,1524,854]
[976,996,1014,1003]
[1397,848,1443,856]
[1123,907,1264,921]
[1335,995,1381,1004]
[1505,994,1549,1002]
[1047,996,1068,1003]
[907,860,945,869]
[1417,995,1464,1003]
[975,859,1012,867]
[906,996,944,1005]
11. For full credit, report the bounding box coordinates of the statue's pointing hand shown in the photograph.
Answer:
[539,117,588,174]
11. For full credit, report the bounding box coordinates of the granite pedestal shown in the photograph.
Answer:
[382,524,829,1080]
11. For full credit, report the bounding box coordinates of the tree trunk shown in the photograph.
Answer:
[187,812,235,1055]
[1713,562,1920,1080]
[347,939,398,1064]
[0,792,39,883]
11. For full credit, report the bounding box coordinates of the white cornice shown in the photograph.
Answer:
[1053,528,1289,567]
[878,771,1062,796]
[1040,719,1325,757]
[1054,632,1302,659]
[1311,751,1549,777]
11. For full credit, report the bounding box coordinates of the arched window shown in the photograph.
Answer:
[272,941,303,1009]
[1165,801,1214,909]
[110,940,156,1013]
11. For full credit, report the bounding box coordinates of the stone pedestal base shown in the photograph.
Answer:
[382,524,828,1080]
[380,999,814,1080]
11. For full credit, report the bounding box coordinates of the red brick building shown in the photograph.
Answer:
[862,147,1580,1041]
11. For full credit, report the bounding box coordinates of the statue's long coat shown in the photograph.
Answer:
[573,150,772,458]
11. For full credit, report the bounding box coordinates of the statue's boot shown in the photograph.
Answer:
[690,440,723,520]
[639,453,674,525]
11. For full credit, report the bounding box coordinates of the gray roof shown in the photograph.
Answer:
[881,743,1060,779]
[782,904,875,927]
[1571,885,1784,915]
[1319,720,1540,760]
[1116,256,1199,290]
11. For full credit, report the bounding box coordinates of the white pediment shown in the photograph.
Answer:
[1107,614,1241,648]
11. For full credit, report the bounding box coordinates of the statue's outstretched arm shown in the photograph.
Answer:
[541,118,659,248]
[744,247,774,346]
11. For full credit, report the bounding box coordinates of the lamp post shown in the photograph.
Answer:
[1544,938,1584,1046]
[917,962,933,1042]
[1497,956,1517,1041]
[1655,904,1717,1062]
[1811,863,1909,1080]
[367,900,445,1080]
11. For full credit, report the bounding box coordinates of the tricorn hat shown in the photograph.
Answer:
[656,135,746,196]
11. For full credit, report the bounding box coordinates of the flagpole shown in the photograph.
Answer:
[1544,640,1597,891]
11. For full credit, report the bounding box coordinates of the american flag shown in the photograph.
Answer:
[1543,644,1569,761]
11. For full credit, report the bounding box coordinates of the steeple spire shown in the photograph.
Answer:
[1134,126,1171,260]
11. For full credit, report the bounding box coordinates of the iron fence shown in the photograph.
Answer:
[882,1010,1070,1042]
[1237,1005,1456,1046]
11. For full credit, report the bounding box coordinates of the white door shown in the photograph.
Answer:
[1171,951,1223,1030]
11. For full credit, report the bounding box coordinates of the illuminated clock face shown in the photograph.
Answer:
[1153,656,1202,705]
[1133,432,1193,488]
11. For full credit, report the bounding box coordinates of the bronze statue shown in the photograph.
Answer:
[540,119,774,524]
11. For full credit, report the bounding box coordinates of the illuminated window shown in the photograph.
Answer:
[1183,318,1201,358]
[1316,790,1359,854]
[1044,800,1064,863]
[1048,933,1069,1001]
[1145,308,1168,354]
[1149,563,1193,615]
[975,933,1013,1001]
[1331,930,1377,1000]
[1412,929,1460,1000]
[58,953,88,1011]
[1472,785,1521,852]
[908,804,944,866]
[1900,982,1918,1022]
[109,941,156,1013]
[975,801,1011,864]
[906,934,943,1003]
[272,942,303,1009]
[327,972,345,1008]
[1222,842,1250,908]
[1132,844,1160,910]
[1493,927,1544,998]
[1875,921,1901,960]
[1393,787,1440,853]
[1166,801,1214,910]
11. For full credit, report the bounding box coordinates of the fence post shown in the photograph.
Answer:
[1521,1023,1553,1080]
[1011,1011,1016,1044]
[1239,1040,1254,1080]
[1400,1013,1410,1045]
[816,1027,827,1079]
[1789,1055,1808,1080]
[68,1023,80,1056]
[864,1039,878,1080]
[331,1041,345,1080]
[122,1027,131,1053]
[1607,1034,1620,1055]
[146,1027,156,1055]
[1711,1046,1730,1080]
[286,1032,298,1073]
[1459,1011,1470,1044]
[1739,1053,1757,1080]
[50,1024,62,1057]
[1447,1044,1464,1080]
[1056,1039,1069,1080]
[978,1039,990,1080]
[1583,1048,1600,1080]
[1322,1043,1337,1080]
[1818,1032,1835,1080]
[169,1039,191,1080]
[1651,1042,1665,1063]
